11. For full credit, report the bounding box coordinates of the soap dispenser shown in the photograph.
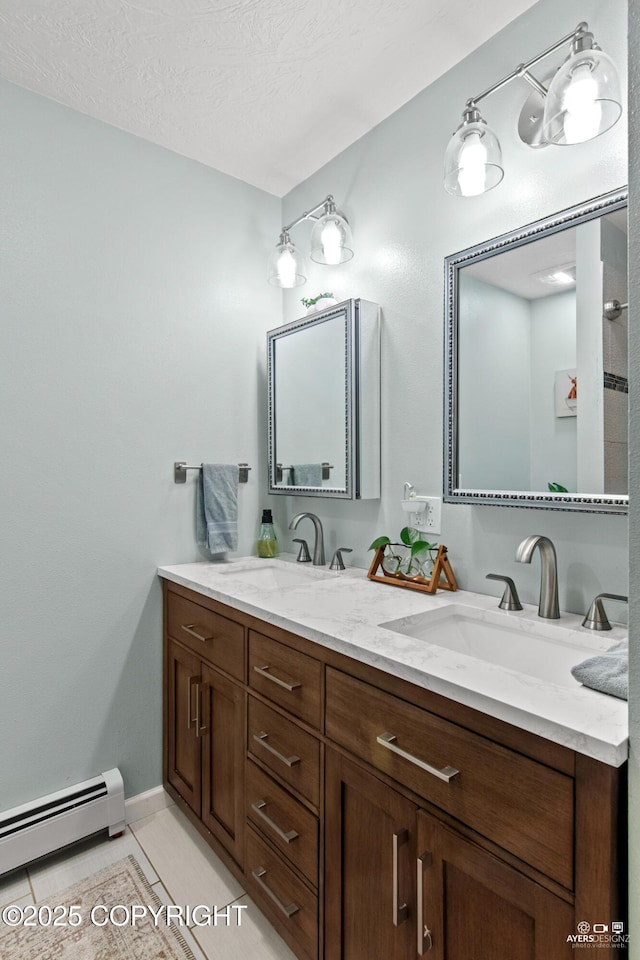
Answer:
[257,509,278,558]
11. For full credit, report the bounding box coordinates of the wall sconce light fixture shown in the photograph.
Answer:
[444,21,622,198]
[267,194,354,288]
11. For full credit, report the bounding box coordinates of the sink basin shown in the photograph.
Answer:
[380,605,612,687]
[210,559,335,591]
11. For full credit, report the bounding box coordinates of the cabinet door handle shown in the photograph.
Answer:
[417,852,434,954]
[251,867,299,918]
[181,623,213,643]
[186,675,199,729]
[195,683,207,737]
[251,801,299,843]
[392,829,409,926]
[253,732,300,767]
[253,665,302,692]
[377,733,459,783]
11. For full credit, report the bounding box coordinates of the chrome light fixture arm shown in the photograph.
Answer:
[465,22,588,111]
[268,194,354,287]
[444,20,622,197]
[281,194,337,235]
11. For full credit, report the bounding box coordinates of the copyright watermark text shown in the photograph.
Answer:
[1,902,247,928]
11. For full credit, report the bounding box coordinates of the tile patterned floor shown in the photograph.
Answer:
[0,794,296,960]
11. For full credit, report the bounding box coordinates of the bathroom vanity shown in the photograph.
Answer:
[160,559,628,960]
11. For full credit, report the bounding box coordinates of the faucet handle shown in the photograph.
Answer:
[330,548,352,571]
[292,538,312,563]
[486,574,523,611]
[582,593,628,631]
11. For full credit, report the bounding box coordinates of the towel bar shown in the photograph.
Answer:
[276,462,333,483]
[174,462,251,484]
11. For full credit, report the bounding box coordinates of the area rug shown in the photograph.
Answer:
[0,855,198,960]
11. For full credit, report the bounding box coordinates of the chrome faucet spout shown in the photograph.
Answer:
[289,512,325,565]
[515,535,560,619]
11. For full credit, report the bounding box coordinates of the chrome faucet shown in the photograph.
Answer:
[289,513,325,565]
[582,593,628,631]
[515,535,560,619]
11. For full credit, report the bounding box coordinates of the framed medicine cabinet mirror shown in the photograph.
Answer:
[268,298,380,499]
[445,187,628,514]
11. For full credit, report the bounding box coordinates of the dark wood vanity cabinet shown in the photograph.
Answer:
[324,750,417,960]
[162,580,626,960]
[323,669,580,960]
[164,588,245,865]
[244,628,322,960]
[166,639,202,815]
[324,750,574,960]
[415,812,574,960]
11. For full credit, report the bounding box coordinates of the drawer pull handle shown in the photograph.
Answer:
[377,733,459,783]
[195,682,207,737]
[181,623,214,643]
[186,676,200,730]
[254,665,302,692]
[251,867,299,918]
[253,732,301,768]
[251,801,299,843]
[392,829,409,926]
[417,852,434,954]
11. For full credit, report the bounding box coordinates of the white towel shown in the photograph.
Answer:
[196,464,239,553]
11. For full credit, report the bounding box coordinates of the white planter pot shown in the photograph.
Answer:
[306,297,337,314]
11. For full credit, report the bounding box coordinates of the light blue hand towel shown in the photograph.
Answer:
[196,464,239,554]
[570,638,628,700]
[292,463,323,485]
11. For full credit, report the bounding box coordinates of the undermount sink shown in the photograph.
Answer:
[380,605,612,687]
[210,559,336,590]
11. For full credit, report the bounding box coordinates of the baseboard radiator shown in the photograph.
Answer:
[0,768,125,875]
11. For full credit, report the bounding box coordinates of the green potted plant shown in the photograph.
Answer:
[369,526,438,579]
[301,292,337,314]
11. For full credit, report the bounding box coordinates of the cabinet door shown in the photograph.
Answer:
[166,640,201,816]
[201,663,245,865]
[325,749,417,960]
[416,810,574,960]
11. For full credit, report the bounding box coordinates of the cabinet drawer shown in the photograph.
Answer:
[246,825,318,960]
[167,590,244,680]
[249,631,322,728]
[325,668,574,889]
[248,698,320,807]
[246,760,318,887]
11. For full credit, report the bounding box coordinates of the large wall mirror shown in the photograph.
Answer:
[445,187,628,514]
[268,299,380,499]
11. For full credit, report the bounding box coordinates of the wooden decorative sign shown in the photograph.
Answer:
[367,543,458,595]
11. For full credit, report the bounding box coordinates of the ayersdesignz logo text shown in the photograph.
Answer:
[567,920,629,949]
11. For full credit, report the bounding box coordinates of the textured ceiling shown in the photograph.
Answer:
[0,0,539,196]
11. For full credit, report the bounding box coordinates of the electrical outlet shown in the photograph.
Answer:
[412,496,442,536]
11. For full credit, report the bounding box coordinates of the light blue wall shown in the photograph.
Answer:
[457,277,577,493]
[275,0,628,619]
[529,291,577,492]
[1,6,635,935]
[457,274,531,490]
[0,80,281,808]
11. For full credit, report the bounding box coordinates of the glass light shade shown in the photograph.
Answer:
[267,235,306,288]
[443,119,504,197]
[310,209,354,264]
[542,48,622,145]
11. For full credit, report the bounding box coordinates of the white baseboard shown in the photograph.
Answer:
[125,785,174,825]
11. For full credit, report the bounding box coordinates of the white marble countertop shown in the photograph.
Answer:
[158,556,628,767]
